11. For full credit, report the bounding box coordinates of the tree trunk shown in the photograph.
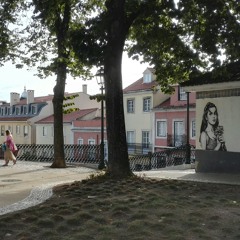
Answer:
[104,0,132,178]
[50,2,71,168]
[51,63,67,168]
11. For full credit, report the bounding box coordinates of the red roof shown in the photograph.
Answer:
[73,118,106,128]
[155,98,195,110]
[123,78,157,93]
[36,108,98,124]
[157,98,171,108]
[0,117,30,122]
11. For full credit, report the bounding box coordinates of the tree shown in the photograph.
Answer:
[72,0,239,178]
[1,0,94,168]
[2,0,239,177]
[0,0,27,65]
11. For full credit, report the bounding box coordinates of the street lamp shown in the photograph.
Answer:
[186,91,191,164]
[96,67,105,170]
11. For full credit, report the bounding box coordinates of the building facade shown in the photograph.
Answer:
[153,85,196,150]
[123,68,196,153]
[0,85,100,145]
[182,61,240,173]
[123,68,170,153]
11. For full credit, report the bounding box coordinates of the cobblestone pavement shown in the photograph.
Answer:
[1,161,239,216]
[0,161,97,215]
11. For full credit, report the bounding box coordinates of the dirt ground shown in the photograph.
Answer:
[0,175,239,240]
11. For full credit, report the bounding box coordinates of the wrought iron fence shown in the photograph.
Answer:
[127,143,152,155]
[167,134,187,147]
[0,144,101,164]
[0,144,195,172]
[129,145,195,171]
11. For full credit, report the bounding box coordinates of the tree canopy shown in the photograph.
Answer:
[1,0,239,177]
[70,0,239,177]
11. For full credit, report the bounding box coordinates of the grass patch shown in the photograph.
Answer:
[0,175,239,240]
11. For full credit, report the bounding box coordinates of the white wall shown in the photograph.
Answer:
[196,96,240,152]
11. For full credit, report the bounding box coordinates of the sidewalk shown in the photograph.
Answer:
[0,161,239,215]
[139,167,240,185]
[0,161,97,215]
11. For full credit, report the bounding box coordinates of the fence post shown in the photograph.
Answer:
[148,151,152,170]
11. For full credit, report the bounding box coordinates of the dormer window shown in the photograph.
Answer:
[1,107,6,115]
[32,105,37,114]
[16,107,21,115]
[178,87,187,101]
[23,106,28,114]
[143,73,152,83]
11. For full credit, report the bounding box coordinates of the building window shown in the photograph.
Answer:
[51,126,54,137]
[88,139,95,145]
[1,107,6,115]
[173,121,184,147]
[127,99,135,113]
[156,120,167,138]
[23,106,28,114]
[16,107,21,115]
[16,125,20,135]
[142,131,150,148]
[43,126,47,136]
[127,131,135,144]
[24,125,28,137]
[143,97,151,112]
[8,126,12,133]
[1,125,5,136]
[143,73,151,83]
[179,87,187,101]
[78,139,83,145]
[32,106,37,114]
[191,120,196,139]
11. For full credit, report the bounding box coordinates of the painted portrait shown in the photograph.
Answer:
[199,102,227,151]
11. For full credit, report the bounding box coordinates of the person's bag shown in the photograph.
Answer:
[1,143,6,152]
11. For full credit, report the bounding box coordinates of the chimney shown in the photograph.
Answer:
[27,90,34,104]
[82,84,87,94]
[10,92,20,106]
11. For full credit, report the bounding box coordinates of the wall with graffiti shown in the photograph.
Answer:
[196,96,240,153]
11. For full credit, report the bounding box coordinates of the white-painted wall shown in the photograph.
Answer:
[196,96,240,152]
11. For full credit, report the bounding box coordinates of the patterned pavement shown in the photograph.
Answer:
[0,161,239,216]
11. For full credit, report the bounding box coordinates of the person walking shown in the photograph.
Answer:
[3,130,17,166]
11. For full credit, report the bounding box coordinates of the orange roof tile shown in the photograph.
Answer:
[0,117,30,122]
[73,118,106,128]
[36,108,98,124]
[123,78,157,93]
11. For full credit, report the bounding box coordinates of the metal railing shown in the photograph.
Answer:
[127,143,152,155]
[0,144,195,171]
[129,145,195,171]
[0,144,101,164]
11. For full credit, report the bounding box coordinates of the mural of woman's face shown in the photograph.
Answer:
[206,107,218,125]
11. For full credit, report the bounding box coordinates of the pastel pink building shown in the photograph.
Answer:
[153,85,196,150]
[72,118,107,146]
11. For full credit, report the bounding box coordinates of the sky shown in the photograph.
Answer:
[0,52,149,102]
